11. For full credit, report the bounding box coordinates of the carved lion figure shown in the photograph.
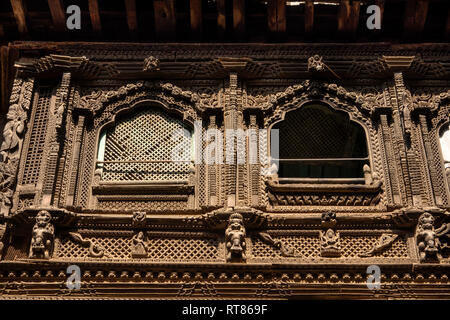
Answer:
[416,212,440,262]
[29,210,54,259]
[225,213,246,262]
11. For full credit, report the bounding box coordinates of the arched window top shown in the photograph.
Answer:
[272,103,369,181]
[97,106,193,182]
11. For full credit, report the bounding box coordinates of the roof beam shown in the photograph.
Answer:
[217,0,226,40]
[154,0,176,41]
[305,0,314,37]
[404,0,429,38]
[47,0,66,33]
[267,0,286,38]
[337,0,361,37]
[125,0,138,39]
[190,0,202,40]
[446,8,450,39]
[88,0,102,36]
[10,0,28,36]
[233,0,245,40]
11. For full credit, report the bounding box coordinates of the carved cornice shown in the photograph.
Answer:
[15,54,102,78]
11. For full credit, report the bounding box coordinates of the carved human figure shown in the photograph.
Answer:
[29,210,54,259]
[320,211,341,257]
[225,213,246,262]
[131,231,147,258]
[143,56,160,72]
[416,212,440,262]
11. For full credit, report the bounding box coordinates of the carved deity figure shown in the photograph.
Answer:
[416,212,440,262]
[320,211,341,257]
[131,231,147,258]
[307,55,325,72]
[29,210,54,259]
[225,213,246,262]
[143,56,160,72]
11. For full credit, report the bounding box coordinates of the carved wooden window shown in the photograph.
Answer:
[440,124,450,171]
[271,103,369,183]
[96,106,193,183]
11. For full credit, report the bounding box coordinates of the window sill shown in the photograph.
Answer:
[266,179,382,193]
[92,181,194,195]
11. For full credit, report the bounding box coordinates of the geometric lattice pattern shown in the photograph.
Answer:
[250,233,409,260]
[21,87,51,185]
[96,200,188,211]
[251,235,321,259]
[54,234,220,262]
[340,235,409,258]
[146,238,219,261]
[274,104,367,159]
[101,108,193,181]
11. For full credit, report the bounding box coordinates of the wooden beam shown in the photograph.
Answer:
[0,46,8,117]
[10,0,28,36]
[404,0,429,38]
[233,0,245,40]
[446,8,450,39]
[277,0,286,34]
[337,0,361,36]
[88,0,102,36]
[154,0,176,41]
[190,0,202,39]
[305,0,314,36]
[47,0,66,33]
[125,0,138,39]
[267,0,286,37]
[217,0,226,40]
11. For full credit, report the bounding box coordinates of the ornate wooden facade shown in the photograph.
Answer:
[0,41,449,299]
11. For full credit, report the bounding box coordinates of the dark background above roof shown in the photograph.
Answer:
[0,0,449,44]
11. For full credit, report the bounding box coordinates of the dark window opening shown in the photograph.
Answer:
[272,103,369,181]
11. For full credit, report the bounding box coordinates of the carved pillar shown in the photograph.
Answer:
[66,114,85,206]
[206,115,221,206]
[415,113,437,205]
[248,113,260,206]
[224,72,244,208]
[378,113,401,205]
[0,76,35,215]
[41,72,71,206]
[388,72,413,206]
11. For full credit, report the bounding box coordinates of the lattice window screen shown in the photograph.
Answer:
[22,87,52,185]
[100,108,193,182]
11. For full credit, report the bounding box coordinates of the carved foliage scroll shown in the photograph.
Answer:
[0,77,34,214]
